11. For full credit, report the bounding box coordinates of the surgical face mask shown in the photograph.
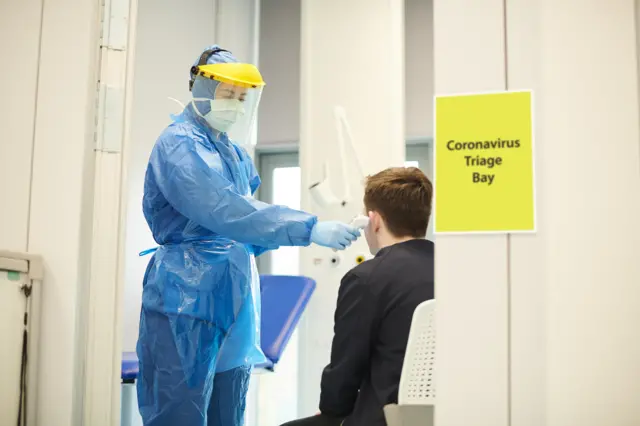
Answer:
[192,98,245,133]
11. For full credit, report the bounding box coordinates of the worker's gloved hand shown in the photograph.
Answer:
[311,221,360,250]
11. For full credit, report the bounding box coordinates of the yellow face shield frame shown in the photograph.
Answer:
[192,63,266,89]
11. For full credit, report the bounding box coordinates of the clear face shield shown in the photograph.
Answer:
[191,63,265,147]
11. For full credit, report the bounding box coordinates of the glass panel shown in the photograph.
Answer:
[270,167,302,275]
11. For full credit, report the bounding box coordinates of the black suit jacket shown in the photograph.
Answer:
[319,239,435,426]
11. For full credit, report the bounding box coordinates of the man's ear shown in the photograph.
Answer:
[368,211,381,232]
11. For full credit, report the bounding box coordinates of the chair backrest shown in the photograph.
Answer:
[398,299,436,405]
[259,275,316,365]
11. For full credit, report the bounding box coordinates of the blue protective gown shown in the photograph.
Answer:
[136,101,317,425]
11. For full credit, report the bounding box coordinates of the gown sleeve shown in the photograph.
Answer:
[149,128,317,249]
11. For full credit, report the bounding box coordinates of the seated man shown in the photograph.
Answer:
[282,167,434,426]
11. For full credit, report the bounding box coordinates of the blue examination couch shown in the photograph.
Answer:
[121,275,316,424]
[253,275,316,370]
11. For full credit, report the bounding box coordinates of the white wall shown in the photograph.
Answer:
[434,2,510,425]
[1,0,101,424]
[298,0,405,416]
[405,0,433,139]
[258,0,432,146]
[536,1,640,424]
[435,1,640,425]
[507,2,546,425]
[216,0,260,63]
[0,0,42,253]
[258,0,301,144]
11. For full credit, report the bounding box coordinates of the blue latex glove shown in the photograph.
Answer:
[311,221,361,250]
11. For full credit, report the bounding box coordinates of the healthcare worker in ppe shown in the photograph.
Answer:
[136,45,360,426]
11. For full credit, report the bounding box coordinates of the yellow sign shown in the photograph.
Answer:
[434,91,535,233]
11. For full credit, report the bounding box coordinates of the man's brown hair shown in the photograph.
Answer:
[363,167,433,238]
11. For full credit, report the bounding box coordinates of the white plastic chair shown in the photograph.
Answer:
[384,299,436,426]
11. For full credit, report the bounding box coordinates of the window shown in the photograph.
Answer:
[255,152,300,275]
[270,167,302,275]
